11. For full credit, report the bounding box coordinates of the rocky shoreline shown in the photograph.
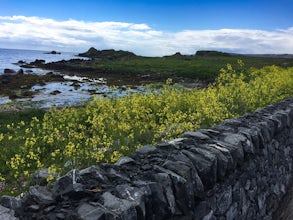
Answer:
[0,69,64,99]
[0,48,207,111]
[20,58,201,86]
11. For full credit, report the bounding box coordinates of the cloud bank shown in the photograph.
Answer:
[0,15,293,56]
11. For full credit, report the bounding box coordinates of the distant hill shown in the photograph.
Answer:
[244,54,293,59]
[195,50,231,57]
[78,47,137,60]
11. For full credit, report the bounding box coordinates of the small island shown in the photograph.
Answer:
[44,50,61,55]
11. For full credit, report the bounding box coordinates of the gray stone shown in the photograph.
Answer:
[115,184,149,218]
[268,141,277,154]
[223,133,251,155]
[247,187,258,202]
[163,157,204,198]
[214,140,244,165]
[182,148,217,189]
[136,145,156,154]
[28,204,40,211]
[257,193,267,216]
[79,165,109,187]
[28,185,55,205]
[161,159,204,211]
[183,131,211,140]
[211,124,235,133]
[56,212,66,219]
[246,204,257,220]
[223,118,243,126]
[114,156,135,166]
[226,203,238,220]
[53,170,77,197]
[232,181,240,202]
[202,210,215,220]
[275,111,289,130]
[52,169,88,199]
[147,182,171,219]
[216,186,232,215]
[0,196,21,211]
[199,144,229,179]
[77,203,105,220]
[193,201,209,220]
[156,142,180,151]
[147,173,179,215]
[43,205,55,213]
[286,109,293,127]
[182,146,218,188]
[103,167,131,182]
[258,122,272,144]
[102,192,137,220]
[0,205,18,220]
[209,143,235,170]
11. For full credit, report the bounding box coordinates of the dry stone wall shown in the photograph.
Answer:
[1,98,293,220]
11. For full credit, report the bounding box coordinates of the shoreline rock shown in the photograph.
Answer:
[44,51,61,55]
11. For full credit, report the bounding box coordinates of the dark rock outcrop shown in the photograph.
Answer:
[45,51,61,55]
[21,59,46,68]
[196,50,231,57]
[0,205,18,220]
[78,47,137,60]
[3,69,17,76]
[50,90,61,95]
[1,69,24,84]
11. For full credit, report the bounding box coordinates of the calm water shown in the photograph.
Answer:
[0,48,79,74]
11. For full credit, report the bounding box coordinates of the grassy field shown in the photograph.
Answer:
[39,50,293,83]
[85,53,293,80]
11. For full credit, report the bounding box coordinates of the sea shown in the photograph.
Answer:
[0,48,145,108]
[0,48,80,74]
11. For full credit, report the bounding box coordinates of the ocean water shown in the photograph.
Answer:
[0,48,146,108]
[0,48,80,74]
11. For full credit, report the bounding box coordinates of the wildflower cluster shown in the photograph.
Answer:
[0,63,292,195]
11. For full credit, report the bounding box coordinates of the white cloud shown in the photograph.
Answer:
[0,15,292,56]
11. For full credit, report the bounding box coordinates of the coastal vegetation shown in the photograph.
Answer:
[88,52,293,80]
[29,48,293,83]
[0,61,292,195]
[2,48,293,100]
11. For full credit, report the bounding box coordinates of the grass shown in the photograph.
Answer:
[0,109,45,130]
[34,50,293,85]
[0,108,45,192]
[85,54,293,80]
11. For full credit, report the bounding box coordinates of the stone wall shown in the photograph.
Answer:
[1,98,293,220]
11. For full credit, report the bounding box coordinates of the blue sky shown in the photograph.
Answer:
[0,0,293,55]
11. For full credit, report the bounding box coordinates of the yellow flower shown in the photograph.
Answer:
[0,174,5,182]
[24,170,29,177]
[166,78,173,85]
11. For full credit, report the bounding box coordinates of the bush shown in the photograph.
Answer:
[0,63,292,195]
